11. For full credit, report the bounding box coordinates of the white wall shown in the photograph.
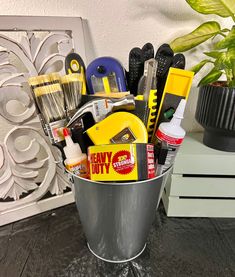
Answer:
[0,0,232,131]
[0,0,205,67]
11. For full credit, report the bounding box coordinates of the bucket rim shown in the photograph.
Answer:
[66,165,172,186]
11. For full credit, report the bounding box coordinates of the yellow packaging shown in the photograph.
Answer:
[65,158,89,178]
[88,143,155,182]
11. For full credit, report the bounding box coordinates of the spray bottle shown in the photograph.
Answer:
[63,128,88,178]
[154,99,186,172]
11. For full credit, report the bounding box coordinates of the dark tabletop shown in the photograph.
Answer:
[0,203,234,277]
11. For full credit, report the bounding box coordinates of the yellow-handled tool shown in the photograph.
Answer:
[65,52,87,95]
[151,68,194,142]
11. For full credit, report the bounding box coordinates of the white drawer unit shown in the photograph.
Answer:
[162,133,235,218]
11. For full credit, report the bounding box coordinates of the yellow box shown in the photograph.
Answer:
[88,143,155,182]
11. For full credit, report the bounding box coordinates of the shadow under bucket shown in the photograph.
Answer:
[70,168,171,263]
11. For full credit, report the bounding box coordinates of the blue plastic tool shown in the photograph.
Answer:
[86,57,127,94]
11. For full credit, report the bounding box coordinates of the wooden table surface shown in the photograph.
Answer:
[0,203,235,277]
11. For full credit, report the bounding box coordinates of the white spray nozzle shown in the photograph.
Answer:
[174,99,186,119]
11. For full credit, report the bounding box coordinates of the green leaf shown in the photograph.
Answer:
[198,68,222,86]
[232,59,235,77]
[221,28,230,32]
[214,53,227,69]
[227,47,235,57]
[204,51,221,58]
[229,60,235,86]
[229,79,235,87]
[215,27,235,49]
[170,22,221,52]
[186,0,235,18]
[214,49,235,70]
[190,59,212,74]
[225,50,235,86]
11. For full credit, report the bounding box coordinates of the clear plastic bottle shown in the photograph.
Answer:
[63,128,88,178]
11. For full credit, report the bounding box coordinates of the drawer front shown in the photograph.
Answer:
[162,195,235,218]
[168,174,235,197]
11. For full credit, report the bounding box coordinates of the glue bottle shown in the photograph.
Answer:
[154,99,186,172]
[63,128,88,178]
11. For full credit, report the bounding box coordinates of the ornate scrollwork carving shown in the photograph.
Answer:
[0,31,73,204]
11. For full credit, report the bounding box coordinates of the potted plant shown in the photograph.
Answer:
[170,0,235,152]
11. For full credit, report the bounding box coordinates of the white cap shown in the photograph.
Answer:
[63,128,82,159]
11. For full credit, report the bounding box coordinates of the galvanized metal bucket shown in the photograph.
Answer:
[71,168,171,263]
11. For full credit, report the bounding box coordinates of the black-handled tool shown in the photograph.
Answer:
[155,44,174,110]
[172,53,186,69]
[65,52,87,95]
[65,52,86,74]
[155,43,174,78]
[128,47,144,95]
[142,43,154,62]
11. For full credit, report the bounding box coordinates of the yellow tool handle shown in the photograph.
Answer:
[146,89,157,140]
[68,60,87,95]
[102,76,111,94]
[151,68,194,142]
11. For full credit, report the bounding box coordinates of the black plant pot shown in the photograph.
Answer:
[195,83,235,152]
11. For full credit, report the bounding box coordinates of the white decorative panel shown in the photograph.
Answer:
[0,16,86,226]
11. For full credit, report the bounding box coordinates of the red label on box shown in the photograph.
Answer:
[112,150,135,175]
[146,144,155,179]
